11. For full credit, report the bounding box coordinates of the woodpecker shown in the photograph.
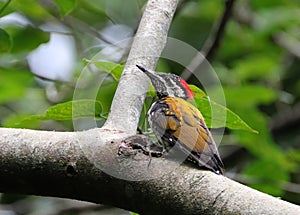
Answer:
[136,65,224,175]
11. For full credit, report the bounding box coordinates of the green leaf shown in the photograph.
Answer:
[25,99,102,121]
[195,97,258,133]
[188,85,206,98]
[0,69,33,104]
[96,81,118,115]
[54,0,76,17]
[191,85,258,133]
[0,28,12,52]
[11,0,49,19]
[93,61,124,81]
[0,0,13,17]
[9,26,50,53]
[287,149,300,161]
[46,99,102,120]
[3,114,41,129]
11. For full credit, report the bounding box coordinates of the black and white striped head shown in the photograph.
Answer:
[136,65,194,100]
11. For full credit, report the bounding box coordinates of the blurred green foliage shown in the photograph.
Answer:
[0,0,300,214]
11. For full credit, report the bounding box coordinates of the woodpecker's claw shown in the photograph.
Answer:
[117,141,139,156]
[118,135,164,157]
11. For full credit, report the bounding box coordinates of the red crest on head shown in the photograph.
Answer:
[179,78,194,100]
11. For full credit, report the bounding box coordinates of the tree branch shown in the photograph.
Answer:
[233,2,300,60]
[1,128,300,215]
[272,32,300,59]
[104,0,179,134]
[182,0,236,80]
[202,0,236,61]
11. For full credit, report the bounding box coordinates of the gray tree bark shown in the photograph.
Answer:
[0,128,299,214]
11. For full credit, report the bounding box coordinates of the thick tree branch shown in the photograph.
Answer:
[1,128,300,215]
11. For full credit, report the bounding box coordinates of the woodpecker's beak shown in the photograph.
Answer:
[136,64,148,73]
[136,64,160,82]
[136,64,155,76]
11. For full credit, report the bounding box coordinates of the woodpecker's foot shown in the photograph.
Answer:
[118,135,164,157]
[118,141,140,157]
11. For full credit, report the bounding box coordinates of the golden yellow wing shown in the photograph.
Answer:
[148,97,224,174]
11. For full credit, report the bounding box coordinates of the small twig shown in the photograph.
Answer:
[202,0,236,60]
[233,2,300,60]
[270,102,300,133]
[63,16,118,47]
[232,1,257,28]
[181,0,236,81]
[173,0,190,18]
[272,32,300,59]
[0,0,11,16]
